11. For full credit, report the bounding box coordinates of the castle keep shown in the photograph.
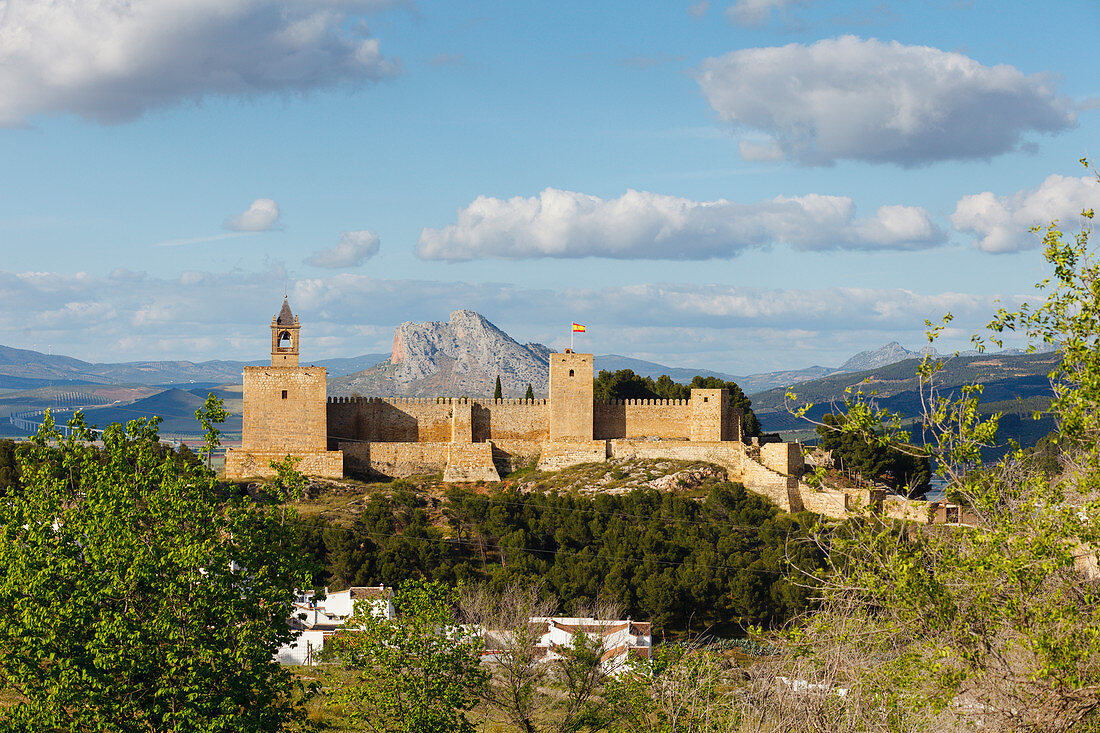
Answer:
[226,303,807,504]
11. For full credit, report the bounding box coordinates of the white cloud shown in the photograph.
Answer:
[0,266,1013,370]
[688,1,710,18]
[224,199,280,232]
[0,0,399,126]
[696,36,1075,166]
[416,187,945,261]
[306,230,381,268]
[726,0,809,26]
[951,174,1099,253]
[738,139,783,162]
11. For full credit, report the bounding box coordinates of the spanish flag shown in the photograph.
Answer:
[572,323,586,333]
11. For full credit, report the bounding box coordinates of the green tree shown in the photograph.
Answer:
[525,383,535,401]
[593,369,656,401]
[816,413,932,495]
[781,165,1100,731]
[495,375,504,400]
[194,391,230,470]
[0,438,21,496]
[0,411,312,731]
[330,578,488,733]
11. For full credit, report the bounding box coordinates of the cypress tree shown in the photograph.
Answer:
[524,384,534,401]
[494,375,503,401]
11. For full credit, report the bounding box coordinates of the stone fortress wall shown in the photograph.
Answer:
[225,302,843,517]
[324,350,783,486]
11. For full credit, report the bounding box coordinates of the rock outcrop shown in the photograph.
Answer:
[835,341,934,373]
[329,310,551,398]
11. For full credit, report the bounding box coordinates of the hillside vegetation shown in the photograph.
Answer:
[288,465,822,636]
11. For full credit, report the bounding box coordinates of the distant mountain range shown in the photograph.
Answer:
[0,320,1056,406]
[751,350,1061,452]
[0,344,388,390]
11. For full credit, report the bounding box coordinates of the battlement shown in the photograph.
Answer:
[327,396,548,406]
[595,398,689,406]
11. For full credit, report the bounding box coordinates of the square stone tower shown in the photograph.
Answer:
[548,350,594,441]
[691,388,730,442]
[224,298,342,480]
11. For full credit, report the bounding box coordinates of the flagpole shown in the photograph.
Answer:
[570,325,574,351]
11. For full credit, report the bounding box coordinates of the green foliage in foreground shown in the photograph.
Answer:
[0,438,21,496]
[782,165,1100,732]
[0,411,312,732]
[296,482,822,634]
[329,579,487,733]
[593,370,762,437]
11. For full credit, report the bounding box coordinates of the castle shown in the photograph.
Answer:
[226,300,818,509]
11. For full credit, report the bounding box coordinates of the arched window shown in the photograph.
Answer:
[569,369,575,377]
[278,330,293,348]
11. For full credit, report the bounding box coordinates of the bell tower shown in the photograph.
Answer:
[226,297,343,481]
[271,297,300,366]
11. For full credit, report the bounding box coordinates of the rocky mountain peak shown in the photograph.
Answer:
[336,311,552,398]
[836,341,936,373]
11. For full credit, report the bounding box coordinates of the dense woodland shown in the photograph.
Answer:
[294,482,820,633]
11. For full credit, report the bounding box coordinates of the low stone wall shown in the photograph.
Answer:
[761,442,804,476]
[738,458,802,512]
[225,449,343,480]
[489,439,543,474]
[799,486,848,517]
[609,440,744,475]
[338,442,371,477]
[537,440,609,471]
[443,443,500,482]
[361,442,450,479]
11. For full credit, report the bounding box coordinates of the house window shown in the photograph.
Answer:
[569,369,575,377]
[281,390,288,399]
[703,397,708,402]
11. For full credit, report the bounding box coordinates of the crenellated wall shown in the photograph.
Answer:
[593,399,692,440]
[326,396,550,446]
[327,397,455,444]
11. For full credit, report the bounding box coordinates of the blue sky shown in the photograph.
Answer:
[0,0,1097,375]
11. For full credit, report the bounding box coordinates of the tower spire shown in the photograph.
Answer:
[271,298,300,366]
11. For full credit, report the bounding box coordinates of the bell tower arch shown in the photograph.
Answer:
[271,297,300,366]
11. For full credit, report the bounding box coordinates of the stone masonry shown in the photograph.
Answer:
[224,298,343,480]
[227,304,824,516]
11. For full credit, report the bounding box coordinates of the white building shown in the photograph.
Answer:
[483,616,652,675]
[277,585,395,666]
